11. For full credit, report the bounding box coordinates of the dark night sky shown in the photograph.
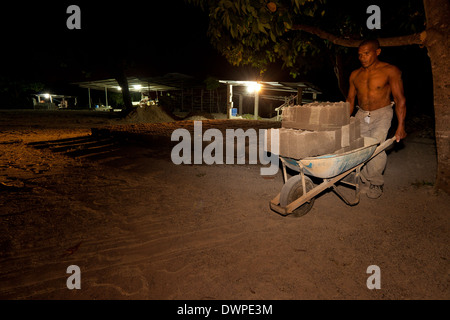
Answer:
[1,1,238,81]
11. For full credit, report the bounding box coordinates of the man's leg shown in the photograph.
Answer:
[356,106,393,197]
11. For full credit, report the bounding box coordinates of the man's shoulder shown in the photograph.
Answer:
[350,67,363,78]
[379,62,401,74]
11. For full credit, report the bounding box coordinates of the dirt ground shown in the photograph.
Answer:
[0,109,448,300]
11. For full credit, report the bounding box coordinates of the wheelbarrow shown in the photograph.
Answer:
[269,136,396,217]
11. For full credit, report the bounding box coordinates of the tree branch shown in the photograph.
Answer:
[291,24,426,47]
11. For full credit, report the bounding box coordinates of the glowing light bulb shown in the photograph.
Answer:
[247,82,261,93]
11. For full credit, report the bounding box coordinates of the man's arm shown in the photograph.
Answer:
[346,71,357,116]
[389,66,407,142]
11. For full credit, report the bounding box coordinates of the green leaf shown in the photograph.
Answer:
[252,21,259,33]
[249,6,257,18]
[270,31,276,42]
[258,22,267,34]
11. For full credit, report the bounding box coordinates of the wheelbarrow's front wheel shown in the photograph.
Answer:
[280,175,315,217]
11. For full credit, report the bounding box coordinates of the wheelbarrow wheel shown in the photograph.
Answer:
[280,175,315,217]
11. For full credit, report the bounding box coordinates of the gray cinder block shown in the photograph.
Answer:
[279,128,343,159]
[349,137,365,150]
[279,128,290,156]
[341,116,362,148]
[282,102,350,131]
[276,102,360,158]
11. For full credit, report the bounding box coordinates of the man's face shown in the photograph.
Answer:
[358,44,380,68]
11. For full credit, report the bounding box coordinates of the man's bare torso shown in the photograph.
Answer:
[351,61,395,111]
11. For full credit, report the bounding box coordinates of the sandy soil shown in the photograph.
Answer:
[0,109,448,300]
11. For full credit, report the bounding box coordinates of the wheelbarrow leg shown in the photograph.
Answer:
[355,167,361,200]
[332,167,362,206]
[281,160,288,184]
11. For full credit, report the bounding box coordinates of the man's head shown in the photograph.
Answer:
[358,39,381,68]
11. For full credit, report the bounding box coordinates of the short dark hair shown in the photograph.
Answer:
[359,39,380,50]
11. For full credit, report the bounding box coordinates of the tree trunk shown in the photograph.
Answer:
[114,69,133,115]
[423,0,450,194]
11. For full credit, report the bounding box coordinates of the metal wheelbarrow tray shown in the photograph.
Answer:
[270,136,396,217]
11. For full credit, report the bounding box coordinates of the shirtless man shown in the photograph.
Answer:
[346,39,407,199]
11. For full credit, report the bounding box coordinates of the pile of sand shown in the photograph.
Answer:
[183,116,210,120]
[123,106,176,124]
[183,111,215,121]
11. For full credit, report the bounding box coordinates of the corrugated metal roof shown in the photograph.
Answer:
[74,74,322,95]
[218,80,322,94]
[73,73,201,93]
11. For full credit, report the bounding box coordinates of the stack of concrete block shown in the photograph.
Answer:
[265,101,364,158]
[282,101,350,131]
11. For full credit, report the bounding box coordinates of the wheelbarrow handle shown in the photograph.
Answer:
[369,136,396,161]
[384,136,397,147]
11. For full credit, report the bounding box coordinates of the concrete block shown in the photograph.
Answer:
[341,116,362,147]
[349,137,365,150]
[308,106,321,126]
[279,128,291,156]
[287,130,309,159]
[352,116,361,139]
[285,106,307,129]
[320,129,342,156]
[287,129,299,157]
[282,107,294,122]
[281,128,343,158]
[265,128,283,154]
[334,127,343,151]
[319,105,330,125]
[282,102,350,131]
[281,107,295,129]
[341,121,351,148]
[333,135,365,155]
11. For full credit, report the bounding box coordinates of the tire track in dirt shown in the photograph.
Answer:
[0,147,287,299]
[0,202,286,299]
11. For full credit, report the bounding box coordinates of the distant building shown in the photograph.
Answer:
[33,93,77,110]
[73,73,322,118]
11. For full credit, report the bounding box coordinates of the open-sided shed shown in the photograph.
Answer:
[218,80,322,119]
[73,73,201,109]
